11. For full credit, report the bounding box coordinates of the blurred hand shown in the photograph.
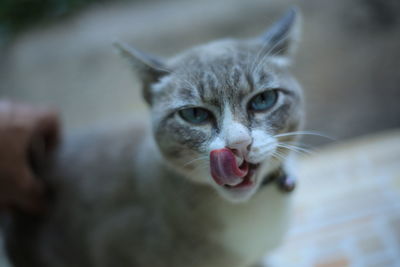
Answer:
[0,100,60,213]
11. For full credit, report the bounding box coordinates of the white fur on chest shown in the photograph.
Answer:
[215,185,291,266]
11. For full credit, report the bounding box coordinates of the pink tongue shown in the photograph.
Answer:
[210,148,249,186]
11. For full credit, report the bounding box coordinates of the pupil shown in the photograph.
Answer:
[250,91,277,111]
[179,108,209,124]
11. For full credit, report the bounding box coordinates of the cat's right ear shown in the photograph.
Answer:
[114,42,169,105]
[258,7,301,65]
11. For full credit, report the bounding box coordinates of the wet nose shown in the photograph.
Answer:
[227,136,251,153]
[225,126,252,158]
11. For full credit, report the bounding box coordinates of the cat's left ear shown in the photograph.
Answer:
[260,7,301,64]
[114,42,169,104]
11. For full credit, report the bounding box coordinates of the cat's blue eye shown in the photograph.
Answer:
[249,90,278,112]
[178,107,210,124]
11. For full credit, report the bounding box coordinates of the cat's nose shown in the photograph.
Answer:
[227,137,251,153]
[225,130,252,159]
[227,139,251,167]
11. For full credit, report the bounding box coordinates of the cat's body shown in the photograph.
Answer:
[5,8,303,267]
[7,120,291,267]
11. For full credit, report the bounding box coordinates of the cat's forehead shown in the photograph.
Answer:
[166,40,279,106]
[170,39,255,74]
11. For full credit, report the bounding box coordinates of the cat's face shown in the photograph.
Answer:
[118,8,303,202]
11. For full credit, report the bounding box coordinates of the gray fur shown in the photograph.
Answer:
[5,8,304,267]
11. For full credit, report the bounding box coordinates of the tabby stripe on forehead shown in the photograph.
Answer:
[257,71,270,86]
[198,71,222,104]
[206,72,219,91]
[179,88,196,100]
[244,71,255,92]
[197,77,205,99]
[230,66,242,88]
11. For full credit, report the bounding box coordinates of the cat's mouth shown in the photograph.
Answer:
[210,148,259,189]
[223,163,259,189]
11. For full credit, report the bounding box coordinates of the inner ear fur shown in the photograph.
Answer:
[260,7,301,59]
[114,41,169,104]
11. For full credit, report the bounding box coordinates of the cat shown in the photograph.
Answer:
[4,7,303,267]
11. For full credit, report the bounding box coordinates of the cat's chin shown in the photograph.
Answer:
[214,181,259,203]
[212,164,261,203]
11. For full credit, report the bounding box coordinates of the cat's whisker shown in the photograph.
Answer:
[284,141,313,147]
[276,147,291,159]
[251,141,277,150]
[275,148,290,157]
[278,143,314,156]
[271,151,286,162]
[283,141,317,152]
[274,131,335,140]
[248,42,270,74]
[186,166,210,177]
[287,145,314,155]
[251,44,273,74]
[278,147,308,157]
[251,29,292,74]
[251,34,281,73]
[279,142,313,152]
[183,156,209,167]
[187,161,210,171]
[248,30,275,73]
[267,45,289,60]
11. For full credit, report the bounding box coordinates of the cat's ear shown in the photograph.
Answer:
[114,42,169,104]
[260,7,301,62]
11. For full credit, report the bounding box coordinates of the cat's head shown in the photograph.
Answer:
[117,8,303,202]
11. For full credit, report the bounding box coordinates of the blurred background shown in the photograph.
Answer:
[0,0,400,266]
